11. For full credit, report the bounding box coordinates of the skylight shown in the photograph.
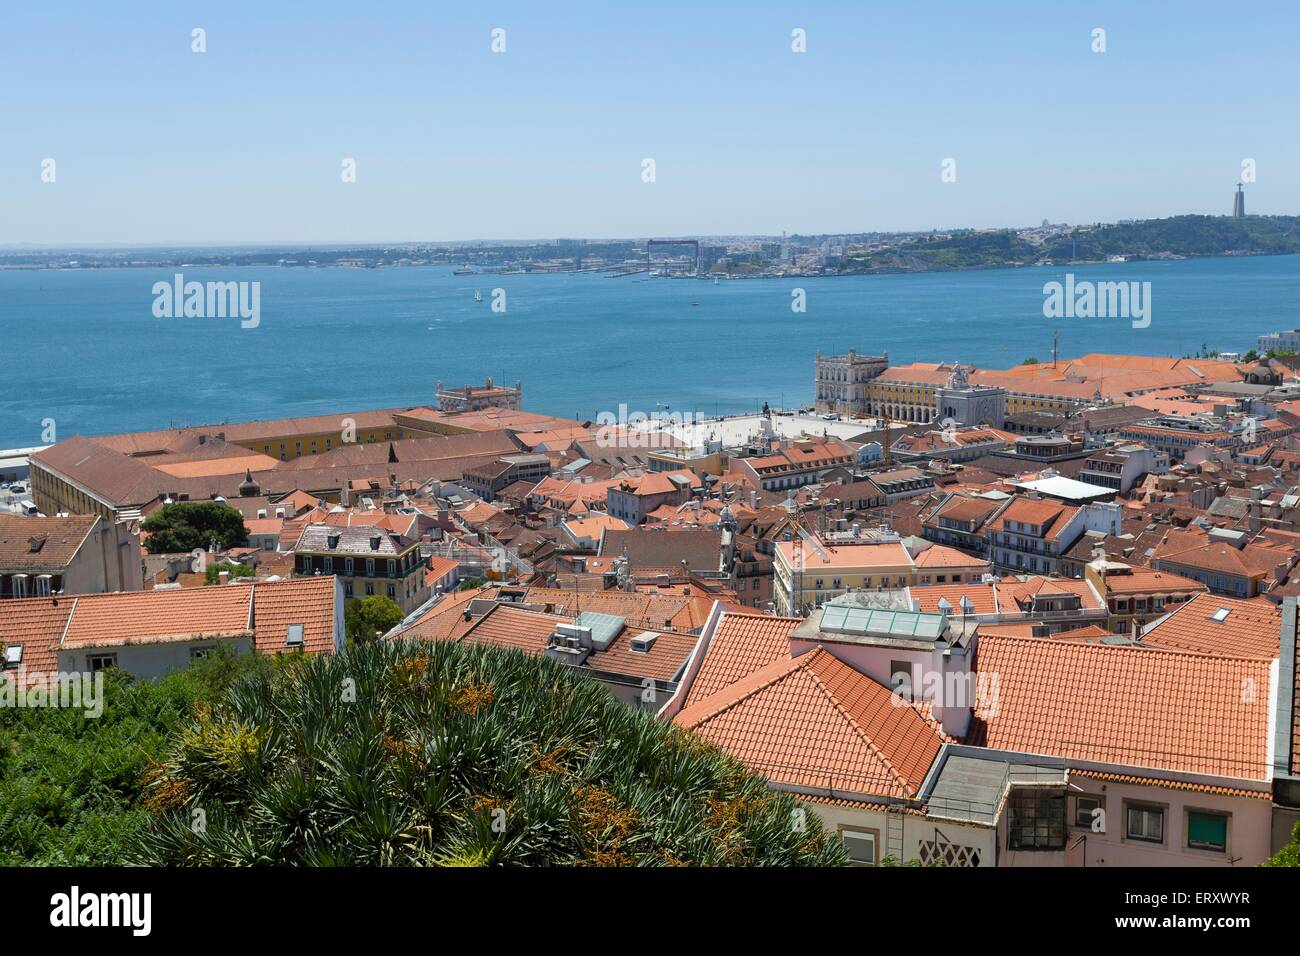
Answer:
[1210,608,1231,623]
[286,624,305,647]
[4,645,22,666]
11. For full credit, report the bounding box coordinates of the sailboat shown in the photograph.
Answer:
[474,289,483,302]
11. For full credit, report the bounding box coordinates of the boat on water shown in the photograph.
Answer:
[453,266,474,275]
[474,289,483,302]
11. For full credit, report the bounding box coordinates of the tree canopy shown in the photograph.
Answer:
[141,501,249,554]
[131,639,847,866]
[345,595,405,645]
[205,561,254,585]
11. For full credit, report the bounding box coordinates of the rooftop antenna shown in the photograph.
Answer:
[1053,330,1059,369]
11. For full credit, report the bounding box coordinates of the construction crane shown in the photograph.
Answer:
[790,516,831,616]
[881,408,892,469]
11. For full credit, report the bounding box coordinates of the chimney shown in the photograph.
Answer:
[218,570,230,585]
[930,629,976,739]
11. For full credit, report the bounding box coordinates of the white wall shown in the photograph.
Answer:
[58,638,253,681]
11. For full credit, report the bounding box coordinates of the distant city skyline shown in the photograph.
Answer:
[4,0,1298,245]
[0,197,1276,253]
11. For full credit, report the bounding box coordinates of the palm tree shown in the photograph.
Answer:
[131,640,847,866]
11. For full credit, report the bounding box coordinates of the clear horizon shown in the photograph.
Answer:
[5,0,1298,245]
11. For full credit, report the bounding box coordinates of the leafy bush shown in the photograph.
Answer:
[132,640,847,866]
[1263,822,1300,867]
[205,561,254,585]
[0,646,276,864]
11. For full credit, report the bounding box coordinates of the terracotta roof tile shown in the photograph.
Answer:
[1140,593,1280,658]
[683,611,801,708]
[675,647,945,800]
[62,587,253,648]
[969,634,1271,781]
[0,578,339,679]
[0,515,99,572]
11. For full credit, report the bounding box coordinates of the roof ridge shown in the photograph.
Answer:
[674,652,806,727]
[58,596,79,646]
[801,648,917,797]
[981,631,1276,664]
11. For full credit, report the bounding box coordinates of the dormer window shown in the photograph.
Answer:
[630,633,659,653]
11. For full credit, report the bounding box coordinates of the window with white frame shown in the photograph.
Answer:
[840,828,878,866]
[1075,795,1103,829]
[1125,803,1165,844]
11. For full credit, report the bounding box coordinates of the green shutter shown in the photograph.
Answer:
[1187,812,1226,850]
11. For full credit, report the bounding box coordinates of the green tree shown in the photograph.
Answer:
[458,577,486,591]
[1263,822,1300,866]
[1242,349,1259,363]
[344,594,404,644]
[1020,356,1040,365]
[131,640,848,866]
[205,561,254,584]
[142,502,249,554]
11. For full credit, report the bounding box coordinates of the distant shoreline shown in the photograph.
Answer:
[0,248,1296,277]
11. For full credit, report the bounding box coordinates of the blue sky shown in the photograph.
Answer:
[3,1,1297,244]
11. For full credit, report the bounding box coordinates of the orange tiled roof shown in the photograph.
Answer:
[0,578,338,676]
[987,496,1074,534]
[0,599,75,683]
[413,601,698,684]
[460,604,559,654]
[683,611,802,708]
[910,583,1000,616]
[393,586,501,642]
[586,628,699,684]
[913,544,988,569]
[250,577,339,655]
[1097,566,1207,596]
[1070,769,1270,800]
[62,586,254,648]
[1140,593,1281,659]
[775,540,913,571]
[969,634,1271,781]
[154,453,281,479]
[0,515,99,572]
[675,647,945,800]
